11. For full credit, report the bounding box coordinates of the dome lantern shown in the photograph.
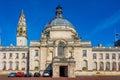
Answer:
[56,5,63,18]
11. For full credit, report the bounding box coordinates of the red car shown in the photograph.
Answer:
[16,72,25,77]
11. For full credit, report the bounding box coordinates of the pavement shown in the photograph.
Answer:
[0,76,120,80]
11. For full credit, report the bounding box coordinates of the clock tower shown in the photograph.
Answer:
[16,10,27,46]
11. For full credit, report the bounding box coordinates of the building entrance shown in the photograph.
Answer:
[59,66,68,77]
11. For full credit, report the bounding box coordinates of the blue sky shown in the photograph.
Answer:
[0,0,120,46]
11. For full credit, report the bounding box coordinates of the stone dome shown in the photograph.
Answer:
[46,18,73,28]
[45,5,74,29]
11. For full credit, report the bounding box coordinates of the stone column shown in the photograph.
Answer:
[68,63,75,78]
[110,62,112,71]
[116,62,118,71]
[53,64,59,78]
[97,62,99,71]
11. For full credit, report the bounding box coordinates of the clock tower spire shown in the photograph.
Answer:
[16,10,27,46]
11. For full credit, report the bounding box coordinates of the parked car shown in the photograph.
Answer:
[43,70,52,77]
[16,72,25,77]
[8,72,16,77]
[25,72,32,77]
[34,72,40,77]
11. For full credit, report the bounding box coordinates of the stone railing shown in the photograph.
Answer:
[53,57,74,63]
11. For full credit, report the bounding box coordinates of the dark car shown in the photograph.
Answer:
[25,72,32,77]
[43,70,52,77]
[8,72,16,77]
[16,72,25,77]
[34,72,40,77]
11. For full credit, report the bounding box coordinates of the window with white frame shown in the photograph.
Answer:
[112,53,116,59]
[35,50,38,57]
[34,60,39,70]
[3,53,6,59]
[118,53,120,59]
[99,62,104,71]
[83,50,87,57]
[22,53,25,59]
[93,62,97,70]
[16,53,19,59]
[106,53,109,59]
[2,61,6,70]
[21,61,25,70]
[93,53,96,59]
[9,53,12,59]
[15,61,19,70]
[9,61,13,70]
[99,53,103,59]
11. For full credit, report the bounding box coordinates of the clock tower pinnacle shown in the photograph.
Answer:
[16,10,27,46]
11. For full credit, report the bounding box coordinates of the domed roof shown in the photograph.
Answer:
[46,18,73,28]
[45,5,74,28]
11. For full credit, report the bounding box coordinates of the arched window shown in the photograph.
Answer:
[106,62,110,71]
[2,61,6,70]
[58,42,65,56]
[82,60,88,71]
[21,61,25,70]
[99,62,104,71]
[93,62,97,71]
[15,61,19,70]
[34,60,39,70]
[112,62,116,71]
[118,62,120,71]
[9,61,13,70]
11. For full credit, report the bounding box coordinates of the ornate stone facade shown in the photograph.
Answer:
[0,5,120,78]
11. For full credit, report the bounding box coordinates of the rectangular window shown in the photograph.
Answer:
[118,53,120,59]
[83,50,87,57]
[16,53,19,59]
[99,53,103,59]
[106,53,109,59]
[3,53,6,59]
[93,53,96,59]
[35,50,38,57]
[9,53,12,59]
[112,53,116,59]
[22,53,25,59]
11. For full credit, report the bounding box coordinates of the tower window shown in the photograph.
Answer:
[83,50,87,57]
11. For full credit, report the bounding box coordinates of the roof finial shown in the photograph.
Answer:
[56,5,63,18]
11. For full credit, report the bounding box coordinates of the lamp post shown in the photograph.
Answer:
[26,51,29,75]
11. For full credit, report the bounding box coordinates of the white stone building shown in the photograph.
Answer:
[0,5,120,78]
